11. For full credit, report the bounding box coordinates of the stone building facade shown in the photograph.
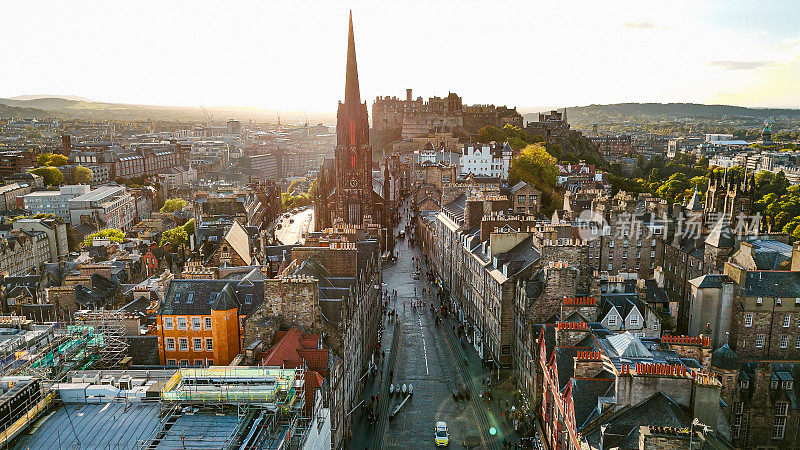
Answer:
[372,89,522,140]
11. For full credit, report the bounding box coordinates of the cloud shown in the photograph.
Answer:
[707,60,774,70]
[623,22,655,29]
[783,36,800,46]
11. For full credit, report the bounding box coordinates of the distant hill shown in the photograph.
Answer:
[0,96,335,124]
[9,94,93,102]
[523,103,800,131]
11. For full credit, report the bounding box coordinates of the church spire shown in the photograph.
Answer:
[345,10,361,108]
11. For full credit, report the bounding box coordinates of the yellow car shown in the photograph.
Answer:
[435,421,449,447]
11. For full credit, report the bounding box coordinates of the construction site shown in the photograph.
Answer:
[0,312,331,449]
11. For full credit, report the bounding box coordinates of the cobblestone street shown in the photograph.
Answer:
[349,202,534,449]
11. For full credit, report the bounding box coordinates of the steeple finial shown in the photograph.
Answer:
[345,10,361,107]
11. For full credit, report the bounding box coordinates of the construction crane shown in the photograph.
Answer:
[201,105,213,127]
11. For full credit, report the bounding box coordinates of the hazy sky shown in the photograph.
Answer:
[2,0,799,112]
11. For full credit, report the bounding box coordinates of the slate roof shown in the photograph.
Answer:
[556,347,589,390]
[159,279,264,316]
[492,235,541,278]
[74,274,119,309]
[599,294,644,323]
[742,271,800,298]
[739,240,794,270]
[641,279,669,305]
[685,188,703,211]
[571,378,615,431]
[212,283,240,311]
[705,218,735,248]
[442,193,467,222]
[739,361,800,410]
[710,342,740,371]
[356,240,379,272]
[582,393,691,450]
[690,274,733,289]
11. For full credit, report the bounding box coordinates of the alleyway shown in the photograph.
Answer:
[349,200,539,449]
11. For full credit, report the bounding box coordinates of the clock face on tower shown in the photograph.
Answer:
[349,178,359,188]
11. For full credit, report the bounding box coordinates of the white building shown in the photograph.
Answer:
[459,142,511,179]
[12,217,69,262]
[22,185,91,221]
[158,166,197,193]
[68,186,136,231]
[705,134,734,142]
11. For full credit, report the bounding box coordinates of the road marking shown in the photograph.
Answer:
[418,315,429,375]
[422,336,429,375]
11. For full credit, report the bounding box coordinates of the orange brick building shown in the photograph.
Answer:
[157,276,264,366]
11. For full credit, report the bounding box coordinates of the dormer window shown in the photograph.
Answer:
[772,380,779,390]
[782,380,793,390]
[757,297,763,305]
[740,379,749,389]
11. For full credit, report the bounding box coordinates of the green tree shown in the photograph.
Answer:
[74,165,93,184]
[476,126,507,143]
[508,144,559,211]
[287,178,307,194]
[160,198,187,213]
[82,228,125,247]
[29,166,63,186]
[182,218,195,237]
[656,173,690,204]
[160,226,189,248]
[36,153,68,167]
[509,144,558,188]
[48,154,68,166]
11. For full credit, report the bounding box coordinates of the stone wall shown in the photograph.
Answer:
[243,277,320,348]
[290,247,358,277]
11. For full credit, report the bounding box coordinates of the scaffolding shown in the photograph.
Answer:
[8,326,97,382]
[142,366,309,449]
[161,366,301,407]
[74,309,129,369]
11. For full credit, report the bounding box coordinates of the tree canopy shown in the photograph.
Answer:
[160,218,195,249]
[477,124,540,151]
[74,165,93,184]
[82,228,125,247]
[160,198,188,213]
[160,226,189,248]
[36,153,68,167]
[29,166,63,186]
[508,144,560,212]
[282,179,316,211]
